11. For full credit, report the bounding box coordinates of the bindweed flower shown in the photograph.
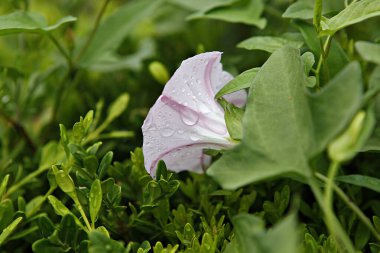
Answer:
[142,52,247,176]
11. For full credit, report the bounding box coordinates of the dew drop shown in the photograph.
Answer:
[190,132,200,141]
[177,129,184,134]
[161,127,175,137]
[180,107,199,126]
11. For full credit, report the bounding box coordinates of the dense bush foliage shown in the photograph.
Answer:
[0,0,380,252]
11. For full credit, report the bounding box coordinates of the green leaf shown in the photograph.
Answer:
[47,196,84,229]
[335,175,380,193]
[308,62,363,154]
[37,215,55,238]
[25,195,44,217]
[32,239,65,253]
[321,0,380,35]
[0,199,14,231]
[355,41,380,65]
[54,170,76,194]
[219,98,244,140]
[215,68,259,99]
[354,221,371,250]
[188,0,266,28]
[106,93,129,123]
[0,11,76,35]
[83,155,99,175]
[208,48,362,189]
[88,231,125,253]
[89,179,102,226]
[98,151,113,179]
[237,36,303,53]
[58,214,78,247]
[301,52,316,87]
[230,214,298,253]
[208,47,313,189]
[78,0,162,67]
[282,1,314,19]
[0,217,23,246]
[0,174,10,200]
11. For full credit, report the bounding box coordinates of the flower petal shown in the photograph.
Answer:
[142,51,241,176]
[142,95,232,175]
[215,71,247,107]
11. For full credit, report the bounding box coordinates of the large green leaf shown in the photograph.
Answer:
[207,47,363,189]
[355,41,380,65]
[187,0,266,28]
[225,214,298,253]
[208,47,313,189]
[321,0,380,35]
[78,0,162,67]
[0,11,76,35]
[308,62,363,154]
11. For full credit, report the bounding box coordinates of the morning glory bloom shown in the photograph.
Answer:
[142,52,247,176]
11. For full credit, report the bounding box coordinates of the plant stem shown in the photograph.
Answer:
[47,33,73,70]
[0,109,36,153]
[315,35,332,90]
[324,161,340,211]
[308,176,355,253]
[73,195,92,231]
[75,0,111,62]
[315,172,380,241]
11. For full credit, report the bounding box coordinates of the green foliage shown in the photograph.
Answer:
[1,0,380,252]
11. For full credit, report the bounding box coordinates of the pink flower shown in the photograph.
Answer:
[142,52,246,176]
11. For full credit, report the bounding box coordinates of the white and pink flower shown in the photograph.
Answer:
[142,52,246,176]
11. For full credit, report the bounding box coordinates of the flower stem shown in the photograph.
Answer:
[315,172,380,241]
[308,176,355,253]
[315,35,332,90]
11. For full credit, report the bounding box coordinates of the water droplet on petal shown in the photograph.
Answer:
[180,107,199,126]
[161,127,175,137]
[190,132,200,141]
[177,129,184,134]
